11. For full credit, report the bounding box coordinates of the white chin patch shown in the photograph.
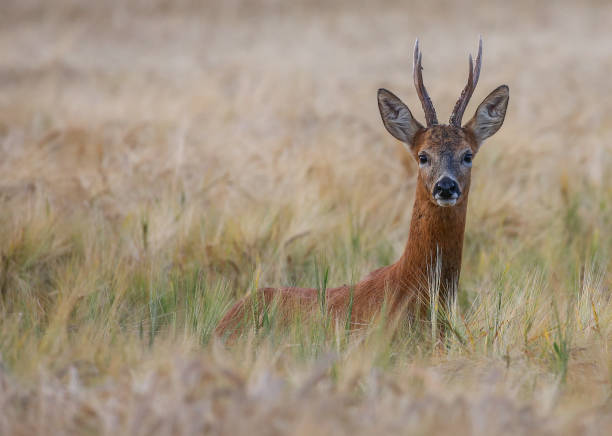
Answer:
[435,198,457,207]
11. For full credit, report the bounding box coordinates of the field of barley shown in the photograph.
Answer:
[0,0,611,434]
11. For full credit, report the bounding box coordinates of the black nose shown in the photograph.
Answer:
[433,177,460,199]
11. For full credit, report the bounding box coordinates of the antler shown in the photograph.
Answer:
[413,39,438,126]
[449,36,483,127]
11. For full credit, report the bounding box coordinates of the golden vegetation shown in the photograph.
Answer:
[0,1,611,434]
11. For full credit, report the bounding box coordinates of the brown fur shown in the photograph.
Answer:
[215,42,509,338]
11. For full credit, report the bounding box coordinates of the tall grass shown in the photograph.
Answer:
[0,0,611,434]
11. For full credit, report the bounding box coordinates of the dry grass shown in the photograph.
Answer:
[0,0,611,434]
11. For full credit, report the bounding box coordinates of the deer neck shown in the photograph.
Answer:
[395,177,469,299]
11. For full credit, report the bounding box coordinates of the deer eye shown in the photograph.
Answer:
[463,153,473,167]
[418,154,428,166]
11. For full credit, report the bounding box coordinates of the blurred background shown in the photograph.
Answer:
[1,0,610,215]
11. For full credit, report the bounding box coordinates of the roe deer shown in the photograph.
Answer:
[216,38,509,337]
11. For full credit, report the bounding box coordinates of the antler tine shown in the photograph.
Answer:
[449,36,483,127]
[413,39,438,126]
[473,35,482,86]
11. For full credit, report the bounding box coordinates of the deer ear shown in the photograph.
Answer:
[378,89,423,148]
[464,85,509,147]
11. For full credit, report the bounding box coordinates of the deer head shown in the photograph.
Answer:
[377,38,509,207]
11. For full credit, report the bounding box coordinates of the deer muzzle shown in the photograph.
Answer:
[433,176,461,207]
